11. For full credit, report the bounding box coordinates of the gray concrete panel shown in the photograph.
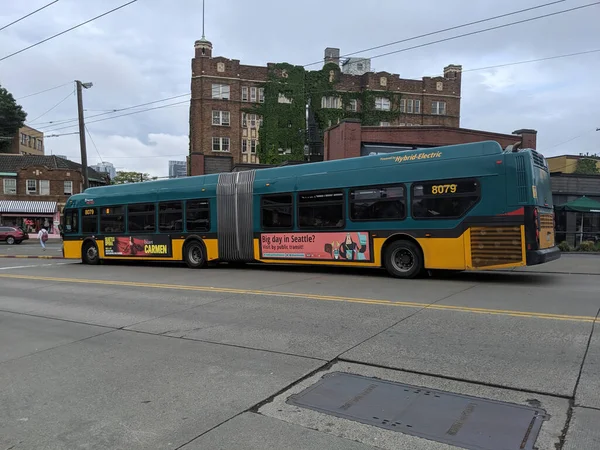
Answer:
[182,413,381,450]
[575,326,600,409]
[342,310,591,396]
[0,329,320,450]
[562,407,600,450]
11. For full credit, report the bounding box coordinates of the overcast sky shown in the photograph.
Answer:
[1,0,598,177]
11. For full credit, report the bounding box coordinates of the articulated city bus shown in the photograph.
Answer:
[62,140,559,278]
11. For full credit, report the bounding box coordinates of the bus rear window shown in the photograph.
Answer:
[412,179,480,219]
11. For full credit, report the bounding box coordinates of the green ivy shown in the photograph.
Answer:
[246,63,403,164]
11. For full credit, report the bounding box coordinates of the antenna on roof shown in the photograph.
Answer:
[202,0,205,39]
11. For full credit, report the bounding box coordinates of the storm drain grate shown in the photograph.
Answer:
[286,372,548,450]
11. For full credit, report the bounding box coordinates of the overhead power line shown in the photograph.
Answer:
[27,87,74,123]
[0,0,138,62]
[34,92,191,128]
[0,0,60,32]
[303,0,567,67]
[16,82,72,100]
[85,125,104,163]
[345,1,600,65]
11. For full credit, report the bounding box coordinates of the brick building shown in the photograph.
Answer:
[189,38,462,176]
[324,120,538,160]
[1,125,45,156]
[0,155,108,235]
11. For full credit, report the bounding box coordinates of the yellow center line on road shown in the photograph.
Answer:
[0,273,596,323]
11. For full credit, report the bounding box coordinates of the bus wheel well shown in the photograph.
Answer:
[182,236,207,268]
[380,234,424,268]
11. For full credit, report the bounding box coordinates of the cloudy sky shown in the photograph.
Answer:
[1,0,599,177]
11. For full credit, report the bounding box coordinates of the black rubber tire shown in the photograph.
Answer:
[6,236,15,245]
[383,240,424,279]
[81,241,100,265]
[183,240,206,269]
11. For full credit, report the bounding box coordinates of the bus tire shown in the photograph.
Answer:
[383,240,423,279]
[82,241,100,265]
[183,240,206,269]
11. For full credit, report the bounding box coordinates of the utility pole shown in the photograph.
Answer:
[76,80,93,190]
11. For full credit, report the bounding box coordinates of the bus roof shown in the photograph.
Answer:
[66,140,507,208]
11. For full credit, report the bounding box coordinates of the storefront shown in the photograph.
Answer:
[0,200,60,235]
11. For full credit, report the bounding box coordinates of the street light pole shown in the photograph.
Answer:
[76,80,93,190]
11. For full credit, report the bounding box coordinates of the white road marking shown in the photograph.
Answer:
[0,262,71,270]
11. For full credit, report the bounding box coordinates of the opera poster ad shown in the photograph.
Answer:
[104,235,172,257]
[260,232,371,262]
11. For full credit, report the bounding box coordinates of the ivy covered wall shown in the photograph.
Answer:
[246,63,403,165]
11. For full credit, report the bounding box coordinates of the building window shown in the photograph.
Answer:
[250,140,256,153]
[3,178,16,194]
[64,180,73,195]
[258,88,265,103]
[375,97,391,111]
[212,83,230,100]
[38,140,43,151]
[212,137,230,152]
[380,122,390,127]
[380,77,387,87]
[412,179,480,219]
[321,96,341,109]
[30,137,36,148]
[82,208,98,234]
[100,206,125,233]
[350,185,406,221]
[414,99,421,114]
[242,112,247,127]
[348,99,358,112]
[21,133,27,145]
[242,86,248,102]
[212,110,230,126]
[357,63,363,71]
[432,101,446,115]
[217,62,225,72]
[250,87,257,102]
[278,93,292,104]
[298,191,345,229]
[159,201,183,232]
[27,179,37,194]
[249,114,256,128]
[39,180,50,195]
[261,194,293,229]
[242,140,248,153]
[436,81,443,91]
[186,199,210,232]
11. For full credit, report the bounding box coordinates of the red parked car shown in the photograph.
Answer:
[0,226,28,245]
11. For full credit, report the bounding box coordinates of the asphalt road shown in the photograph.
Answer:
[0,252,598,449]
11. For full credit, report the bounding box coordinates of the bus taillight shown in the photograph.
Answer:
[533,207,540,245]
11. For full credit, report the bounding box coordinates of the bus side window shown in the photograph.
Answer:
[63,209,79,234]
[350,185,406,221]
[82,208,98,234]
[412,179,480,219]
[129,203,156,232]
[100,206,125,233]
[261,194,293,229]
[186,200,210,232]
[298,190,345,229]
[159,201,183,232]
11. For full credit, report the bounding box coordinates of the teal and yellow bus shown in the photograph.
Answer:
[62,140,559,278]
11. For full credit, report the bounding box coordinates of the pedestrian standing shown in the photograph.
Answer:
[38,227,49,251]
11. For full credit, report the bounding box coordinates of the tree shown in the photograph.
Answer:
[573,154,599,175]
[112,171,156,184]
[0,84,27,153]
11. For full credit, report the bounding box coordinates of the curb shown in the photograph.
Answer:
[0,255,65,259]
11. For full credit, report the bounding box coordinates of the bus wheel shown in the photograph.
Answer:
[82,241,100,265]
[184,240,206,269]
[384,240,423,279]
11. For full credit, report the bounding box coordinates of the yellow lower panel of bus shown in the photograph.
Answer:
[539,213,555,249]
[63,238,219,262]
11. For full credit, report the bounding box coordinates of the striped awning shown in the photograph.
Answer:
[0,200,57,214]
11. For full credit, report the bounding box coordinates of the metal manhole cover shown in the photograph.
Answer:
[286,372,548,450]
